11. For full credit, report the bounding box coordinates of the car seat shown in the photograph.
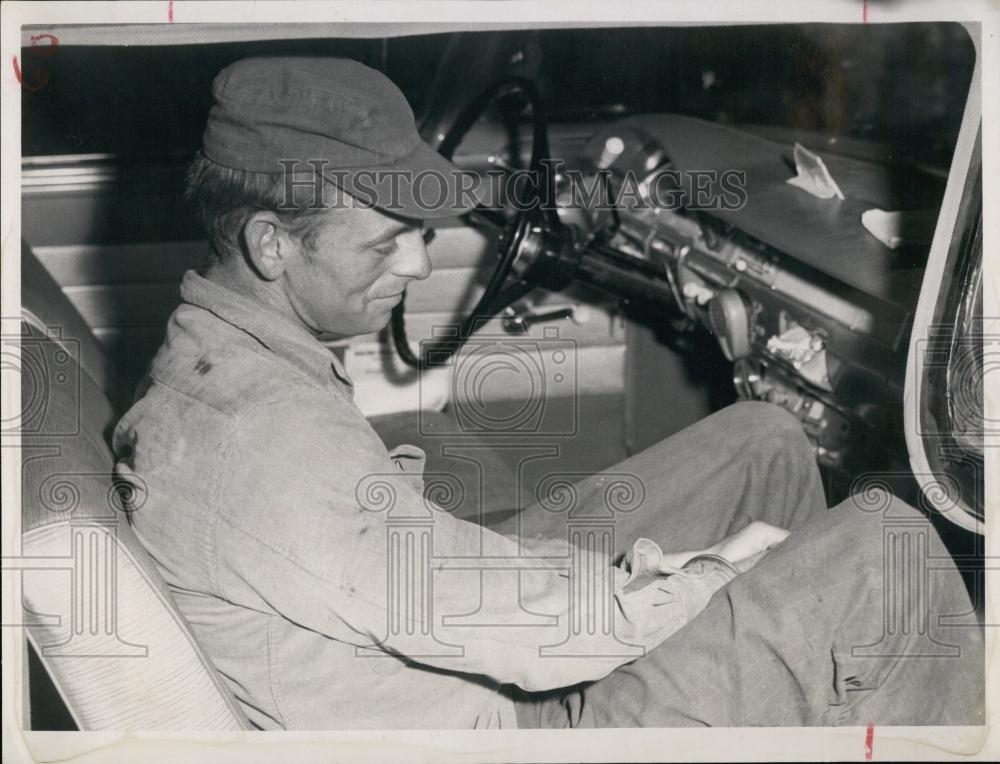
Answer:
[16,241,252,730]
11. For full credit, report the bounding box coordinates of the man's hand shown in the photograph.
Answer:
[623,521,790,586]
[708,520,790,564]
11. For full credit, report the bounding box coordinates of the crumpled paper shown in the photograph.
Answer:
[786,142,845,200]
[861,207,938,249]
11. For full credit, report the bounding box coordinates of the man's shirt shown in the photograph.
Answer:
[113,271,731,729]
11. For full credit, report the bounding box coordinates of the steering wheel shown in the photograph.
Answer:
[390,77,570,369]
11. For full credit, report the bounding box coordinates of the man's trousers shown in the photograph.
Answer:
[493,402,985,727]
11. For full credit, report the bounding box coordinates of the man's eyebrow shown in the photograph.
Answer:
[363,222,420,247]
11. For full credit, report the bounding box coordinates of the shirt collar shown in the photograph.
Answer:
[179,270,354,394]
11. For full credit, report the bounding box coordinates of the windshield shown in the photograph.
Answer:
[23,23,974,171]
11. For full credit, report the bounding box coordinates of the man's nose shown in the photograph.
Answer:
[393,238,432,281]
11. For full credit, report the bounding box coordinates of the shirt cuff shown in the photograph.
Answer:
[613,540,741,651]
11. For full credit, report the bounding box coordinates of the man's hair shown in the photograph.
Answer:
[184,152,330,265]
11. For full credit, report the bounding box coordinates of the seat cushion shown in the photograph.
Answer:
[21,241,124,409]
[22,521,250,730]
[18,272,252,730]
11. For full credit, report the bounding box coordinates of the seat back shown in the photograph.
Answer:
[18,242,251,730]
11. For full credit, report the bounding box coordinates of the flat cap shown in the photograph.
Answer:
[202,56,476,219]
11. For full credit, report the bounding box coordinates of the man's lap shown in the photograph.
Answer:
[495,401,826,553]
[494,402,982,728]
[389,400,981,727]
[523,492,983,728]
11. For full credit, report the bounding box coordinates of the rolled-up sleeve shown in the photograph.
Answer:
[210,389,723,692]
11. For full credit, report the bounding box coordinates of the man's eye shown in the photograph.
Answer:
[373,240,399,256]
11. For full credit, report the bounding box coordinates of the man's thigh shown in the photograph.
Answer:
[533,492,983,728]
[495,401,826,555]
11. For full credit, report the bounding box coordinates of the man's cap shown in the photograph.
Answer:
[202,56,477,219]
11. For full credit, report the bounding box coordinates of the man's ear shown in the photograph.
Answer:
[242,211,294,281]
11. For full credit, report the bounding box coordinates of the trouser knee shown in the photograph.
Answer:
[827,488,949,575]
[721,401,812,458]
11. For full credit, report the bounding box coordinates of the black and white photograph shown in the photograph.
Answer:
[2,1,996,761]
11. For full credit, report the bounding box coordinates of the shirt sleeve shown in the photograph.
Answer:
[210,389,731,692]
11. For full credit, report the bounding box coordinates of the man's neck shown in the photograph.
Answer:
[204,257,305,331]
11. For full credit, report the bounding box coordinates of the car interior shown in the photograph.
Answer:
[14,22,983,730]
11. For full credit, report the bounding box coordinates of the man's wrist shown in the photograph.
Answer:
[682,552,741,578]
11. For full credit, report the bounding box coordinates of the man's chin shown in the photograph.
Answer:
[361,310,395,336]
[315,305,398,341]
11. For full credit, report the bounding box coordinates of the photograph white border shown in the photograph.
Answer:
[2,2,997,761]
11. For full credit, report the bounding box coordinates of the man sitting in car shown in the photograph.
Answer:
[113,56,983,729]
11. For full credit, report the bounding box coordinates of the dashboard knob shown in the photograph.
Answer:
[708,289,751,361]
[597,136,625,168]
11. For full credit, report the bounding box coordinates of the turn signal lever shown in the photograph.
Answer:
[502,302,592,333]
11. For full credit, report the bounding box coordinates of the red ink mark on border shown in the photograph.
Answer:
[30,33,59,48]
[865,723,875,760]
[168,1,174,22]
[12,33,58,92]
[11,55,25,85]
[863,0,869,23]
[30,33,59,47]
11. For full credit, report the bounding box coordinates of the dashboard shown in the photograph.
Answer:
[493,113,946,486]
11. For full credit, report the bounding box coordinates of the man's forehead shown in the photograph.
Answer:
[339,201,423,239]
